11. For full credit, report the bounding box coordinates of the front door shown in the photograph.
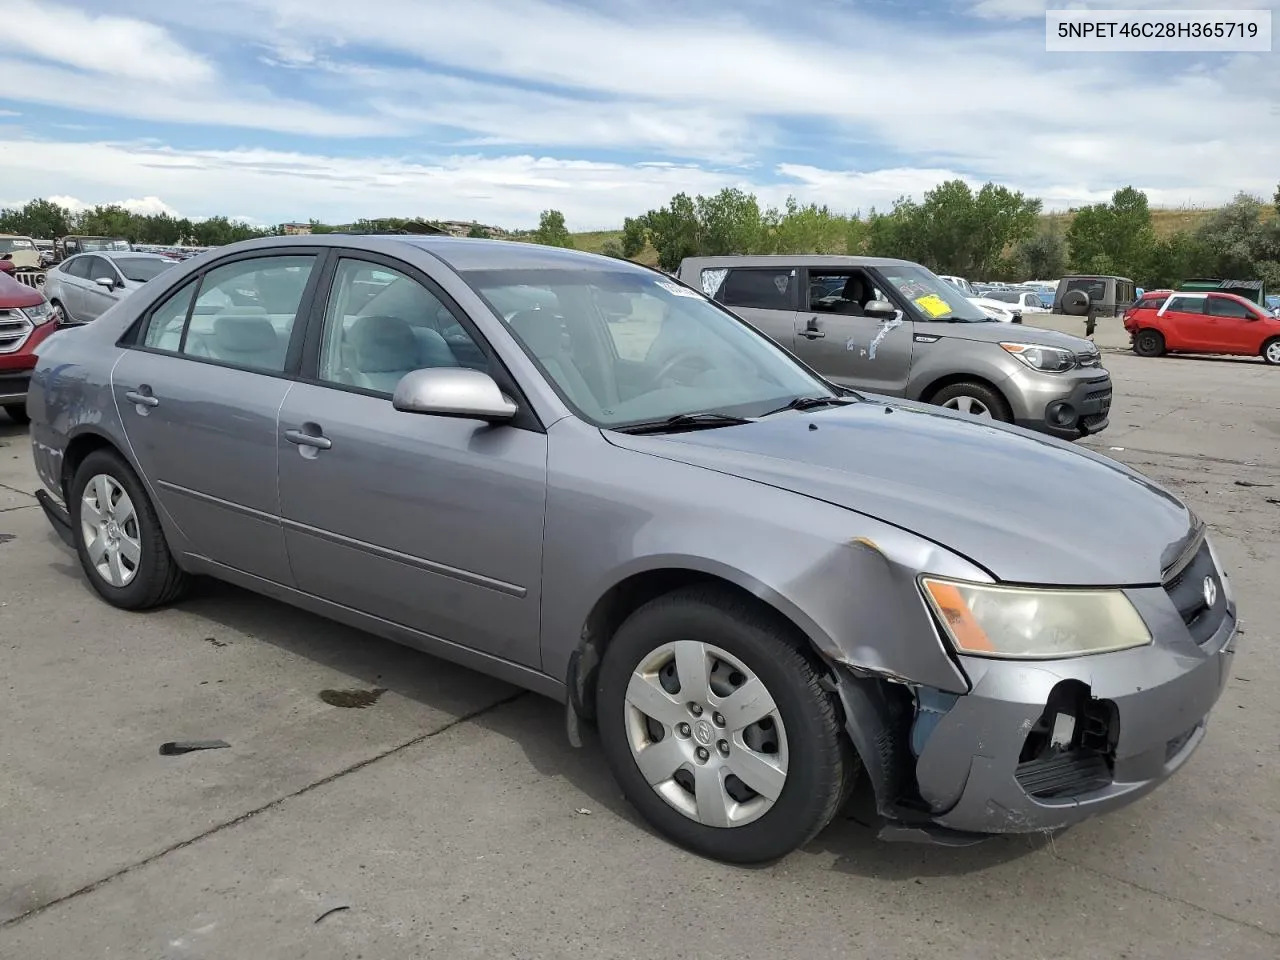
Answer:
[112,251,323,583]
[1204,295,1260,354]
[790,267,914,395]
[707,265,799,351]
[276,254,548,667]
[81,256,123,322]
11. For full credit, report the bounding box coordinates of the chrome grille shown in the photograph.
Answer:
[0,307,34,354]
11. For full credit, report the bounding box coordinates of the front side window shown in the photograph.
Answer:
[171,255,317,373]
[85,256,119,284]
[316,258,485,394]
[463,267,835,428]
[806,270,879,315]
[1206,296,1251,319]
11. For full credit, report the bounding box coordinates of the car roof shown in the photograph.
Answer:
[679,254,918,269]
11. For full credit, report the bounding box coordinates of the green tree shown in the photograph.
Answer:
[642,193,701,272]
[769,196,850,254]
[531,209,573,248]
[77,204,140,240]
[695,188,765,255]
[0,198,75,238]
[621,216,647,258]
[1066,186,1155,279]
[1013,231,1066,280]
[1191,192,1280,280]
[599,239,625,259]
[467,223,489,239]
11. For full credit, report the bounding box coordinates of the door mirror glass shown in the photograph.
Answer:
[864,299,899,319]
[392,367,517,422]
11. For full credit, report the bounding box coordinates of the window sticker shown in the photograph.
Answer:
[656,279,704,299]
[914,294,952,318]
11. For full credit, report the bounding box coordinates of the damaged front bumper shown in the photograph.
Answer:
[840,579,1238,842]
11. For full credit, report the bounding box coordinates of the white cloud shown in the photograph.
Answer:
[6,0,214,83]
[48,194,181,217]
[968,0,1263,20]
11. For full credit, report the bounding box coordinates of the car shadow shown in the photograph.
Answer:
[41,547,1042,878]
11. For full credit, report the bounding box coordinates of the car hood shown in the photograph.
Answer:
[921,319,1093,351]
[604,401,1192,586]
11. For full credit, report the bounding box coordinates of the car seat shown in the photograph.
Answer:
[507,309,598,413]
[206,315,285,370]
[349,314,426,394]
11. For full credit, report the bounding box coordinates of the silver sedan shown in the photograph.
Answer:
[25,234,1238,863]
[43,251,178,324]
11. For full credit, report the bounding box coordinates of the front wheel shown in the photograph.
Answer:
[69,449,189,609]
[1262,337,1280,366]
[2,403,30,425]
[929,381,1011,422]
[49,299,67,324]
[1133,328,1165,358]
[596,587,855,864]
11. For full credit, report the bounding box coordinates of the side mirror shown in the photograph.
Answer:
[392,367,517,423]
[864,299,899,319]
[94,276,116,290]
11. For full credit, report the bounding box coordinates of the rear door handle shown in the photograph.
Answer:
[124,390,159,408]
[285,428,331,450]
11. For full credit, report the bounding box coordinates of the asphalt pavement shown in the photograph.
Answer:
[0,351,1276,960]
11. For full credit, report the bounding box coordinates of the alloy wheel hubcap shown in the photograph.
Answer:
[80,474,141,587]
[624,640,788,828]
[1268,343,1280,363]
[942,395,992,417]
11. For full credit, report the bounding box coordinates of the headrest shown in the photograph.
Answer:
[213,315,279,354]
[508,309,566,358]
[841,275,866,302]
[352,314,418,373]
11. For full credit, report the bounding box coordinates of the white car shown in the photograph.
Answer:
[981,289,1050,314]
[43,251,179,324]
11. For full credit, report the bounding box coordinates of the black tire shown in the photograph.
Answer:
[596,586,855,864]
[2,403,30,425]
[49,299,67,324]
[1262,337,1280,366]
[69,448,189,610]
[1133,328,1165,358]
[929,381,1012,422]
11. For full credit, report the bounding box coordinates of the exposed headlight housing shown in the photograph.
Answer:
[1000,342,1076,372]
[920,577,1152,659]
[19,301,54,326]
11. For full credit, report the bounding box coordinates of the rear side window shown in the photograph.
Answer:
[63,256,93,279]
[1164,296,1204,314]
[1206,296,1251,319]
[715,268,797,311]
[1137,295,1167,310]
[140,280,199,350]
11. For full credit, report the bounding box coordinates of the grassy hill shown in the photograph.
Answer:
[569,205,1239,267]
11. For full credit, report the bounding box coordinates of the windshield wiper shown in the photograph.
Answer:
[761,395,857,417]
[614,412,755,435]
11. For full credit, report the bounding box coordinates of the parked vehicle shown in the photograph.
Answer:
[1053,275,1137,317]
[1124,290,1280,364]
[0,234,42,270]
[0,270,58,424]
[53,235,132,263]
[680,255,1110,438]
[43,252,178,324]
[939,275,1024,322]
[982,289,1049,314]
[27,235,1236,863]
[1177,278,1266,308]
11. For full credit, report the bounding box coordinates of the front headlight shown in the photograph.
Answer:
[1000,342,1076,372]
[19,301,54,326]
[920,577,1152,659]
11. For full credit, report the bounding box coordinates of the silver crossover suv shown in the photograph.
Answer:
[27,236,1235,864]
[679,256,1112,439]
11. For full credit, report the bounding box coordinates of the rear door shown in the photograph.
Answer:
[1157,295,1207,350]
[705,265,799,350]
[111,249,326,583]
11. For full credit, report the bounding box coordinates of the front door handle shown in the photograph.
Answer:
[799,318,825,339]
[285,427,332,450]
[124,390,159,408]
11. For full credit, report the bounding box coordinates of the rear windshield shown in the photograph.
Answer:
[114,256,176,283]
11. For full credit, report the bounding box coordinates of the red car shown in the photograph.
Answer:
[1124,290,1280,365]
[0,270,59,424]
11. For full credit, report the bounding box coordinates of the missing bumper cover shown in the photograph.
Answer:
[1015,679,1118,800]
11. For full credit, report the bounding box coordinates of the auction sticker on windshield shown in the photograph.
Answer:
[914,294,952,317]
[654,279,704,299]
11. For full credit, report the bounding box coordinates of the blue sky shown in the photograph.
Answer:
[1,0,1276,229]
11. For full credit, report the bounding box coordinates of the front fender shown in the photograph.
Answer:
[539,420,982,695]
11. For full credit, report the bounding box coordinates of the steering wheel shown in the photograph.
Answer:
[646,349,710,389]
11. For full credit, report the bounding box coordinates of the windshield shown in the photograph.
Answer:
[878,265,992,322]
[462,267,838,428]
[0,238,36,252]
[114,256,176,283]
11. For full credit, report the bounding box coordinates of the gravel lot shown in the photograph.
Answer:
[1,351,1276,960]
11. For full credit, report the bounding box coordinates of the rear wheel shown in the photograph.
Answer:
[69,449,189,609]
[2,404,30,425]
[1133,328,1165,358]
[930,381,1011,422]
[597,586,855,864]
[1262,337,1280,366]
